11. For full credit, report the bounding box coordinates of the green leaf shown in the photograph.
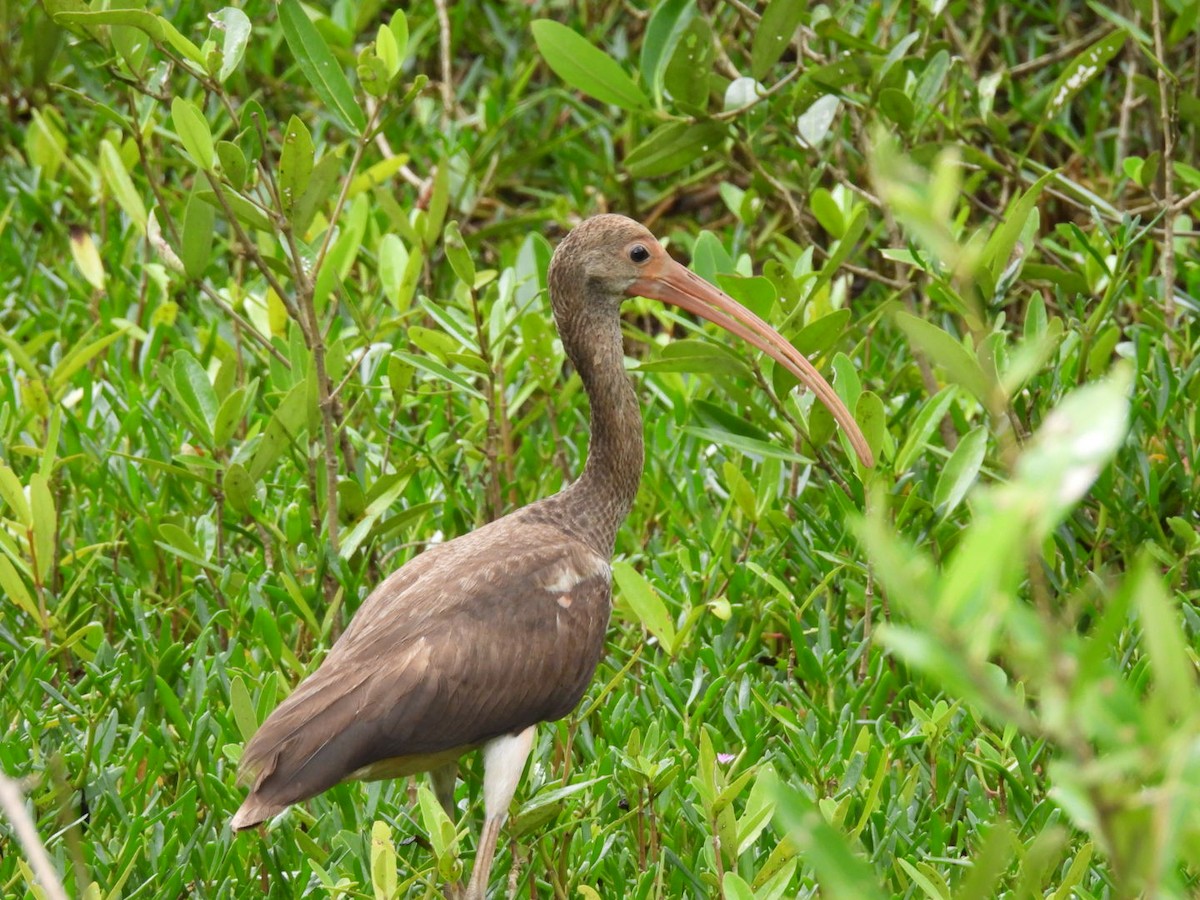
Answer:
[896,858,950,899]
[212,7,251,82]
[416,784,458,862]
[52,8,163,39]
[1006,366,1132,538]
[722,873,756,900]
[894,312,992,405]
[371,24,399,85]
[387,10,408,64]
[855,391,887,465]
[314,194,368,307]
[170,96,214,170]
[223,462,256,516]
[1132,562,1197,722]
[181,190,215,280]
[340,475,408,559]
[27,475,54,595]
[277,0,366,134]
[792,309,850,357]
[810,207,867,300]
[99,138,147,232]
[933,425,987,517]
[29,473,56,585]
[979,169,1056,284]
[195,188,272,233]
[173,351,219,436]
[723,460,758,521]
[1044,30,1126,119]
[513,777,606,837]
[228,675,258,741]
[716,274,776,319]
[293,147,344,236]
[894,385,958,473]
[443,221,475,287]
[914,49,950,112]
[612,561,678,655]
[215,140,247,190]
[531,19,648,111]
[378,234,409,307]
[663,17,712,111]
[625,120,726,178]
[49,324,128,395]
[879,87,915,129]
[423,161,450,245]
[772,780,888,900]
[278,115,314,219]
[69,227,106,291]
[0,554,37,620]
[810,187,844,238]
[751,0,804,80]
[640,0,694,103]
[685,425,811,464]
[797,95,840,147]
[213,384,251,446]
[370,820,398,900]
[248,380,310,483]
[0,463,32,527]
[636,338,753,378]
[155,674,190,736]
[159,16,206,65]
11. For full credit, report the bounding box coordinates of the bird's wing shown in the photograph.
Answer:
[236,517,611,812]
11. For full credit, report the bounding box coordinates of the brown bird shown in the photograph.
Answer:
[231,214,873,897]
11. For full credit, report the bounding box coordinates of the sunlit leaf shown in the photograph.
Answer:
[278,0,366,133]
[171,96,215,170]
[532,19,649,111]
[751,0,803,79]
[212,7,251,82]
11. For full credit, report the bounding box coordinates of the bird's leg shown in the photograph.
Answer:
[430,763,462,898]
[431,761,458,818]
[464,726,535,900]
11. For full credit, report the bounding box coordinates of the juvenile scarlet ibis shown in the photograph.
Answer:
[232,214,873,897]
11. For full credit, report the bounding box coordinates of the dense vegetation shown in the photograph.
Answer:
[2,0,1198,896]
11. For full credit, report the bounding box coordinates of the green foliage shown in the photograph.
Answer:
[2,0,1198,898]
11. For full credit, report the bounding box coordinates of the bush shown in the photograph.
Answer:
[1,0,1197,896]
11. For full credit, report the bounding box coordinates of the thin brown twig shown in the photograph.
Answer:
[1114,55,1139,170]
[1008,25,1111,76]
[196,281,291,367]
[1152,0,1177,328]
[434,0,455,128]
[0,776,70,900]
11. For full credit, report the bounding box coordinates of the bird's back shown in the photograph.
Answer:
[232,510,612,828]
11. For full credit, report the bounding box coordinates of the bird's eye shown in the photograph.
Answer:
[629,244,650,264]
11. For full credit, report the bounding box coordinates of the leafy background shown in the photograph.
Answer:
[2,0,1199,897]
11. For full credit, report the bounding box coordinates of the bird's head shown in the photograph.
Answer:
[547,214,664,315]
[548,214,874,467]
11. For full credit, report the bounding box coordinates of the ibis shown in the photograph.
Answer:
[232,214,873,897]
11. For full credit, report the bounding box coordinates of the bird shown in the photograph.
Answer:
[231,214,874,898]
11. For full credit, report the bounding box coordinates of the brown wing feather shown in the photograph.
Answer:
[235,513,611,822]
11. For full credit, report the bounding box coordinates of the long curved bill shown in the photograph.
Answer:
[630,259,874,468]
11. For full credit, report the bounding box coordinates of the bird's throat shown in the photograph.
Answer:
[560,318,645,555]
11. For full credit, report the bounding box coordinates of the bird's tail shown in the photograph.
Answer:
[231,794,286,831]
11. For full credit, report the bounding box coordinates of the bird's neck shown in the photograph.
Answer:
[554,315,644,556]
